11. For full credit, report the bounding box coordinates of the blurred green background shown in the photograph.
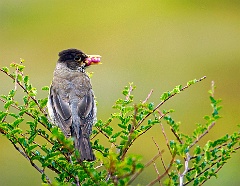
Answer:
[0,1,240,185]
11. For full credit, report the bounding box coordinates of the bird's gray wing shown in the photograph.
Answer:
[48,85,72,137]
[72,90,96,161]
[79,91,95,133]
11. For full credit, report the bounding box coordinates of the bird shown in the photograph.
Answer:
[47,48,101,161]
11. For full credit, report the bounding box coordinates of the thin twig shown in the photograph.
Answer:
[0,98,18,110]
[210,81,215,97]
[200,164,223,185]
[160,123,171,154]
[128,153,162,184]
[0,97,51,132]
[120,105,138,160]
[125,83,133,101]
[95,126,117,147]
[14,64,19,91]
[9,139,52,184]
[191,142,240,160]
[171,127,183,144]
[95,162,103,169]
[76,175,81,186]
[179,152,190,186]
[125,111,170,160]
[0,68,47,115]
[147,153,176,186]
[91,118,112,139]
[152,137,168,175]
[184,157,219,186]
[136,76,207,128]
[135,111,169,140]
[80,162,100,185]
[185,145,240,185]
[189,80,216,149]
[142,89,154,104]
[153,162,161,185]
[152,137,163,185]
[189,121,216,149]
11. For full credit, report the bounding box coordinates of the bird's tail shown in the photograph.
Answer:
[74,135,95,162]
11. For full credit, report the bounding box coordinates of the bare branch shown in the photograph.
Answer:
[0,67,47,115]
[94,126,117,147]
[153,162,161,185]
[160,123,171,154]
[120,105,138,160]
[142,89,154,104]
[152,137,163,185]
[210,81,215,97]
[91,117,113,139]
[152,137,168,175]
[147,153,176,186]
[9,139,52,184]
[171,127,183,144]
[189,121,216,149]
[137,76,207,128]
[125,111,170,158]
[14,63,19,91]
[125,83,133,101]
[128,153,164,184]
[179,152,190,186]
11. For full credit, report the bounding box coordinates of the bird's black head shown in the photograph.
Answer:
[58,49,88,70]
[58,48,101,70]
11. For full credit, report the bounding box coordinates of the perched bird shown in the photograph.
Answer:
[47,48,101,161]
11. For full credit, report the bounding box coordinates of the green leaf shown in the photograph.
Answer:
[204,115,210,120]
[9,113,18,118]
[20,58,25,63]
[18,65,25,72]
[24,75,29,85]
[169,140,176,150]
[193,177,199,186]
[17,74,23,82]
[9,89,16,97]
[1,67,9,73]
[0,112,8,121]
[187,79,197,86]
[0,94,7,100]
[148,102,154,110]
[27,144,38,152]
[18,138,28,147]
[194,146,201,155]
[118,123,127,130]
[204,151,211,162]
[120,135,128,140]
[122,89,128,96]
[160,92,170,101]
[4,100,14,109]
[109,138,116,143]
[29,100,37,107]
[39,98,48,108]
[10,128,22,135]
[102,126,113,136]
[173,85,182,94]
[41,86,49,91]
[111,132,121,138]
[29,88,37,96]
[41,173,48,183]
[12,118,24,127]
[136,162,144,169]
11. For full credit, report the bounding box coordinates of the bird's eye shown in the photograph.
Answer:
[74,55,81,61]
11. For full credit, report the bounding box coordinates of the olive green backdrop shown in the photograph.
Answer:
[0,1,240,185]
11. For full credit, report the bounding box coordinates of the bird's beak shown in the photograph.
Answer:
[85,55,102,66]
